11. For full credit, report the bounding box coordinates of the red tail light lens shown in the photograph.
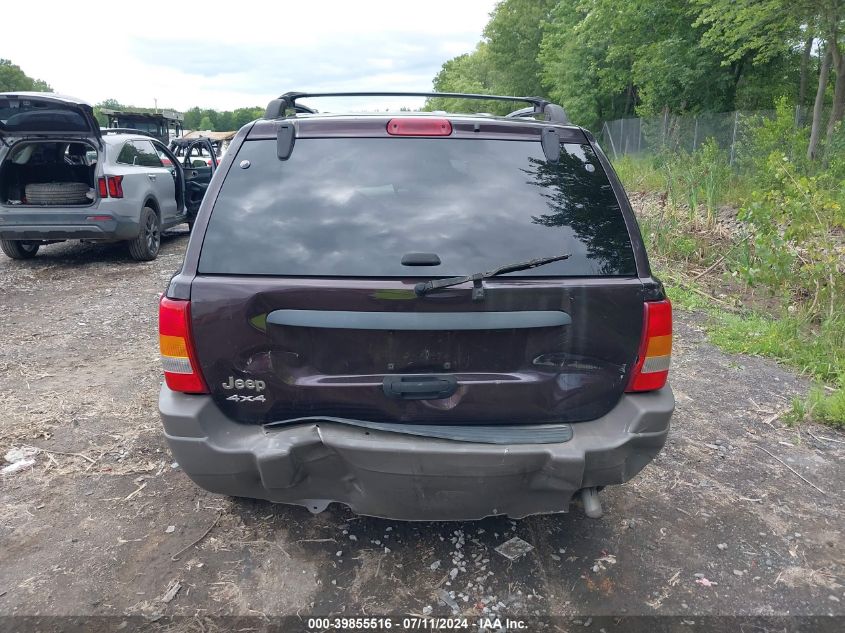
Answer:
[159,297,208,394]
[98,177,108,198]
[387,118,452,136]
[626,299,672,392]
[106,175,124,198]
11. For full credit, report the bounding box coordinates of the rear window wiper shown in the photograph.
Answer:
[414,253,571,301]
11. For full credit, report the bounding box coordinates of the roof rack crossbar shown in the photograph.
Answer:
[264,91,556,120]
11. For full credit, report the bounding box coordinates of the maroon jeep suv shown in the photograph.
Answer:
[158,91,673,521]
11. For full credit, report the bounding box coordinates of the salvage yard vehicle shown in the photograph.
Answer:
[101,107,184,144]
[158,91,674,521]
[0,93,208,261]
[167,137,218,224]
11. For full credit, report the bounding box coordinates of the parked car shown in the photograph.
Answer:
[0,93,211,261]
[158,91,674,521]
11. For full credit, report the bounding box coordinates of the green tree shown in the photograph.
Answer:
[0,59,52,92]
[97,98,124,110]
[483,0,557,97]
[693,0,845,159]
[427,43,510,113]
[93,99,125,126]
[198,115,214,131]
[215,111,234,131]
[538,0,752,127]
[233,107,262,128]
[184,107,203,131]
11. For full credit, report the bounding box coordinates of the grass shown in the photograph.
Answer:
[663,271,845,429]
[708,312,844,385]
[619,153,845,428]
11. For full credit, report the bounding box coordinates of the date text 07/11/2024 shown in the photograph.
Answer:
[306,616,528,631]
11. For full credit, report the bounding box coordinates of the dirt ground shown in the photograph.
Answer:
[0,232,843,629]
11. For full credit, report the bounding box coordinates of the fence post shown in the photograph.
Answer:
[692,117,699,151]
[729,111,739,166]
[662,110,668,148]
[619,119,628,156]
[638,117,642,153]
[603,122,618,160]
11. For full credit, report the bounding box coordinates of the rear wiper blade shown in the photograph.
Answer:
[414,252,571,301]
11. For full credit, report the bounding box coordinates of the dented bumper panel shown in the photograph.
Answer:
[159,385,674,521]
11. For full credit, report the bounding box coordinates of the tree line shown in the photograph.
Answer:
[0,59,51,92]
[1,61,263,133]
[94,100,264,132]
[429,0,845,161]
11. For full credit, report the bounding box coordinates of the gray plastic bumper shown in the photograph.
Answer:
[0,211,139,241]
[159,385,674,521]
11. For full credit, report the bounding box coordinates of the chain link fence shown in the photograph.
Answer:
[598,108,812,164]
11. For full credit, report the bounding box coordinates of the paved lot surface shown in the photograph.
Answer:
[0,233,842,628]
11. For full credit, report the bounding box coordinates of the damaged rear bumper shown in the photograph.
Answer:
[159,385,674,521]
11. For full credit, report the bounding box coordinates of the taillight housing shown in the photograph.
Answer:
[387,118,452,136]
[626,299,672,392]
[107,175,123,198]
[97,175,124,199]
[159,296,208,394]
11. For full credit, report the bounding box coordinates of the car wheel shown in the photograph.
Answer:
[0,239,40,259]
[127,207,161,261]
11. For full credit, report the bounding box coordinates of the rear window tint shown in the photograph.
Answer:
[117,140,163,167]
[199,137,636,277]
[0,99,90,133]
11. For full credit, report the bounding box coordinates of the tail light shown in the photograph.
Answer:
[159,296,208,394]
[97,176,124,199]
[107,175,124,198]
[387,118,452,136]
[626,299,672,392]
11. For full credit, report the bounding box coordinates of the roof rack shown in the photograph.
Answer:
[264,91,568,124]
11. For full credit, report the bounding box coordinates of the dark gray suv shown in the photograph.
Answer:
[158,91,674,521]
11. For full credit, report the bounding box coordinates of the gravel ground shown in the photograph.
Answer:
[0,234,843,629]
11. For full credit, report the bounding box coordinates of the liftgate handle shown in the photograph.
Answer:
[382,375,458,400]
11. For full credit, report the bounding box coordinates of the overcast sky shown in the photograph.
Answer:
[3,0,497,112]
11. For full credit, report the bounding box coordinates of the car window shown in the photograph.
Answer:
[199,138,637,277]
[0,98,90,133]
[117,140,163,167]
[115,119,162,136]
[185,142,213,165]
[132,140,163,167]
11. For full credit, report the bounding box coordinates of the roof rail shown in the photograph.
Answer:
[506,104,568,125]
[264,91,567,123]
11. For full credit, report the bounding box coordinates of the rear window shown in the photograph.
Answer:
[0,98,90,133]
[198,137,636,277]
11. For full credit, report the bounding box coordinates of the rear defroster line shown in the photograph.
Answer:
[262,416,573,444]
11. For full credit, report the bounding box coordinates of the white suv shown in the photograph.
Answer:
[0,93,215,261]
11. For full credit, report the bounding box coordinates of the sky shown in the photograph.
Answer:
[2,0,498,113]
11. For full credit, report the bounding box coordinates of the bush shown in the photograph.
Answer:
[738,153,845,318]
[736,97,809,184]
[615,105,845,428]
